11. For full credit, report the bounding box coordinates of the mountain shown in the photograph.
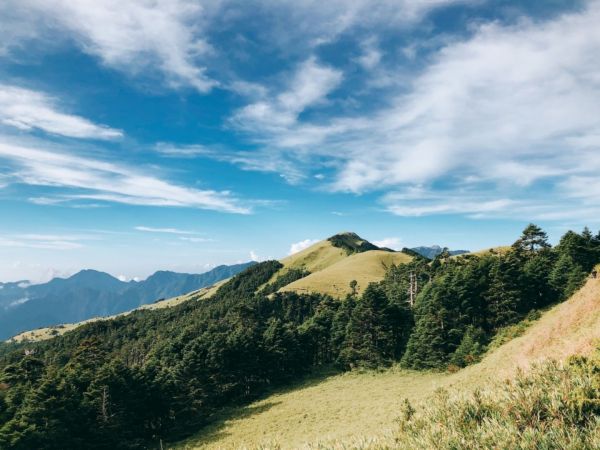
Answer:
[410,245,470,259]
[250,232,411,299]
[0,262,254,340]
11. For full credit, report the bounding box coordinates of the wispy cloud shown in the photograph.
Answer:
[154,143,210,158]
[134,226,201,235]
[0,140,250,213]
[179,236,215,243]
[1,0,216,92]
[232,57,343,133]
[134,227,215,242]
[288,239,319,255]
[372,237,402,250]
[0,84,122,139]
[0,234,85,250]
[223,2,600,224]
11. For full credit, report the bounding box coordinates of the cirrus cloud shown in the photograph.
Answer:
[0,84,122,139]
[0,139,251,214]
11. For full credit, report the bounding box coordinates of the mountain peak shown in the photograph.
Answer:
[327,232,382,255]
[68,269,121,282]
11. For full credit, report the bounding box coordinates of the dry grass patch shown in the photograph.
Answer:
[172,368,450,450]
[281,250,412,298]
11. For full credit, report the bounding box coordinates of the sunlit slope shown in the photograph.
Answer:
[466,246,512,257]
[174,275,600,449]
[280,239,348,272]
[462,273,600,377]
[280,250,412,298]
[257,239,350,292]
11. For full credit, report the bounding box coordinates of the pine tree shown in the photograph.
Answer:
[449,326,486,368]
[338,285,395,368]
[484,255,524,329]
[550,253,586,300]
[512,224,550,253]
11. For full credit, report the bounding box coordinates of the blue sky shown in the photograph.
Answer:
[0,0,598,282]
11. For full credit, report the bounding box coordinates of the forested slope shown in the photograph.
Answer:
[177,275,600,449]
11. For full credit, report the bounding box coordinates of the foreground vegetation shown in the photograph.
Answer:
[298,354,600,450]
[0,225,598,449]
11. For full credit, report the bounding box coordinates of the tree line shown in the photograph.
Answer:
[0,225,598,449]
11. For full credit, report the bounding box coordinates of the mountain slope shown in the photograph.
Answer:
[0,263,254,340]
[279,238,348,273]
[174,275,600,449]
[280,250,413,298]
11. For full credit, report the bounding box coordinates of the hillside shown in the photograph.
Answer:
[174,274,600,449]
[280,250,412,298]
[279,237,349,272]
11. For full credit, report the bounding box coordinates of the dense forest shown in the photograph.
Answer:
[0,225,598,449]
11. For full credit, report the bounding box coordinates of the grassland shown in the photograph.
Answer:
[280,250,412,298]
[280,240,348,273]
[173,275,600,449]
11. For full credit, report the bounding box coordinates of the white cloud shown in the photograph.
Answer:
[232,57,343,132]
[0,0,468,94]
[357,37,382,70]
[288,239,319,255]
[0,140,250,213]
[154,143,211,158]
[249,250,260,261]
[228,0,472,52]
[7,297,30,308]
[0,235,84,250]
[1,0,216,92]
[134,226,201,235]
[179,237,214,243]
[0,84,122,139]
[372,237,403,250]
[225,2,600,223]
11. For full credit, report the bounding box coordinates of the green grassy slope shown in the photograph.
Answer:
[280,250,413,298]
[174,275,600,449]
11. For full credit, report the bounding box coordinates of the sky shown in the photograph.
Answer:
[0,0,599,282]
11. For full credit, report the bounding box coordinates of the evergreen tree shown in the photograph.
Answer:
[522,251,557,308]
[484,255,524,329]
[512,223,550,253]
[338,285,396,368]
[550,253,586,300]
[448,326,486,368]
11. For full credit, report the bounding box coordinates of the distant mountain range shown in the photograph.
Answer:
[0,263,254,340]
[410,245,470,259]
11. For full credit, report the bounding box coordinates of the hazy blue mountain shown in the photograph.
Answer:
[410,245,470,259]
[0,262,255,340]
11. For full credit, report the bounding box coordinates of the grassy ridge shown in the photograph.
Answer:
[281,250,412,298]
[309,355,600,450]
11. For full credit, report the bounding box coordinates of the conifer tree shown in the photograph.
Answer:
[512,223,550,253]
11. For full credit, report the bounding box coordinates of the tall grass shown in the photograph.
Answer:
[303,353,600,450]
